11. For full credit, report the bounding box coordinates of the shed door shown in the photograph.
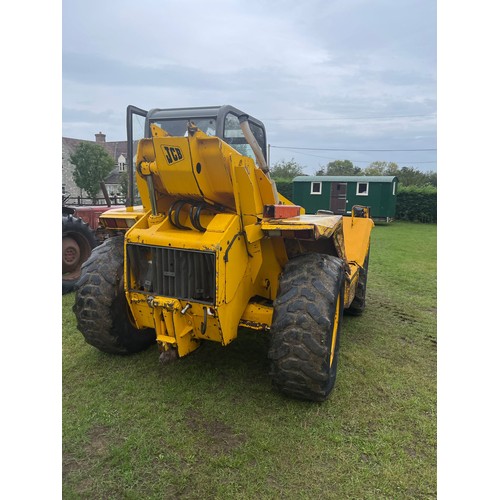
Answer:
[330,183,347,214]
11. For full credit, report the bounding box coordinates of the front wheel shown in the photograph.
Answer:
[73,235,156,354]
[268,253,345,402]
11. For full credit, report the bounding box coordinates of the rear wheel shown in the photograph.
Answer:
[73,235,156,354]
[62,215,97,294]
[268,253,345,402]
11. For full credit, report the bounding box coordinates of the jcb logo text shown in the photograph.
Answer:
[164,146,184,165]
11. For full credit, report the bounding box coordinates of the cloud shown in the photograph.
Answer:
[62,0,436,173]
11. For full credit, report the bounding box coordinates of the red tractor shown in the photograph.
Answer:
[62,196,121,293]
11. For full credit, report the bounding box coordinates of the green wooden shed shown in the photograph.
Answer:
[292,175,398,222]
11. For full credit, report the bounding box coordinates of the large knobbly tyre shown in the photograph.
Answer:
[62,215,97,294]
[346,248,370,316]
[269,253,345,402]
[73,235,156,354]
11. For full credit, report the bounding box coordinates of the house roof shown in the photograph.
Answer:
[293,175,398,183]
[62,137,127,162]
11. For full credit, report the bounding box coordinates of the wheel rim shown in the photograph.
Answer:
[62,236,81,273]
[329,294,341,367]
[62,233,92,280]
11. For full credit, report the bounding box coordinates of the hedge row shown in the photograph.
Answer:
[395,185,437,223]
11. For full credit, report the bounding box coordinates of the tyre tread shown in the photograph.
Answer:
[72,236,155,354]
[269,253,345,401]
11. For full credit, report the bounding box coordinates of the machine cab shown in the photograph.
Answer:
[126,105,267,206]
[147,105,267,163]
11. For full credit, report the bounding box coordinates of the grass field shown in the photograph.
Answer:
[62,221,437,499]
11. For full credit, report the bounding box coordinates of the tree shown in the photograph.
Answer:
[362,161,437,187]
[70,142,115,201]
[269,159,305,181]
[425,171,437,187]
[316,160,363,176]
[119,171,140,201]
[383,162,400,176]
[397,166,437,187]
[364,161,399,176]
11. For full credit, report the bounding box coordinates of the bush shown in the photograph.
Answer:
[396,186,437,223]
[275,180,293,201]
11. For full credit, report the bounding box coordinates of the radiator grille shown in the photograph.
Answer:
[127,244,216,304]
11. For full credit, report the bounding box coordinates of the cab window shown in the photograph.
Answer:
[151,118,216,137]
[223,113,265,161]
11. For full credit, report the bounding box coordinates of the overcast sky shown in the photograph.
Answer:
[62,0,436,174]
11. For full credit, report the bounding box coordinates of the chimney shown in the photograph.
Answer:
[95,131,106,143]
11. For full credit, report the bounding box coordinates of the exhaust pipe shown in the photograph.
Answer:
[238,115,269,173]
[238,114,279,203]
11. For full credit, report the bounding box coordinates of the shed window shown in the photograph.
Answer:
[356,182,369,196]
[311,182,322,195]
[393,182,396,196]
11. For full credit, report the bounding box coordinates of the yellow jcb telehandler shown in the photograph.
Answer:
[73,105,373,401]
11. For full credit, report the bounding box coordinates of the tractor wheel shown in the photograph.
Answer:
[346,248,370,316]
[73,235,156,354]
[62,215,97,294]
[268,253,345,402]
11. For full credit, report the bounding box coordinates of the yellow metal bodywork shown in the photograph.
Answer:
[261,214,347,261]
[119,125,373,356]
[124,128,283,354]
[342,213,374,306]
[329,294,341,366]
[260,213,373,308]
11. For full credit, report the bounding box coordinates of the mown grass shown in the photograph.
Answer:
[62,221,436,499]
